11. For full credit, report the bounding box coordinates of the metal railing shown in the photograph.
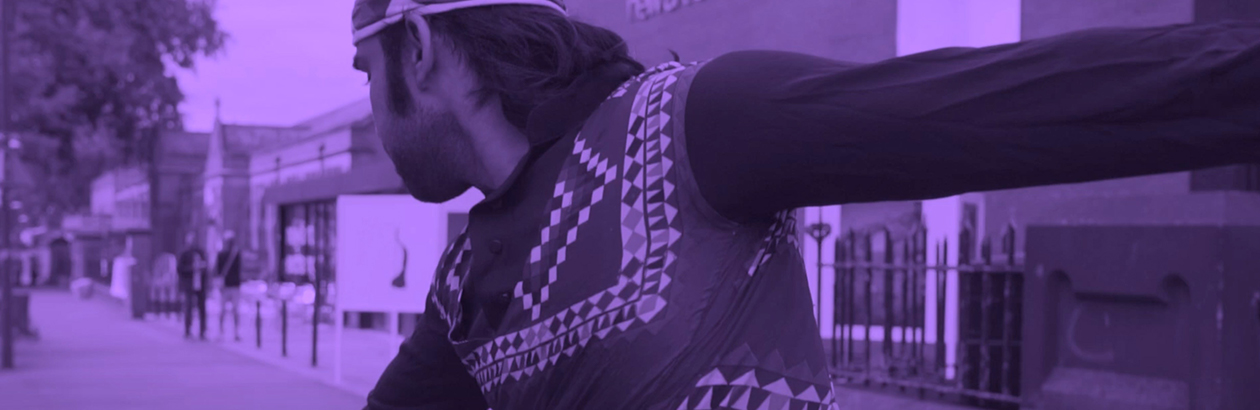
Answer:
[142,281,330,365]
[825,224,1023,409]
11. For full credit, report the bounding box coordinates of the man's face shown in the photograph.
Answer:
[353,29,476,203]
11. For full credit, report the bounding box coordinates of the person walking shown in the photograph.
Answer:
[176,232,209,340]
[214,230,242,342]
[108,237,134,301]
[349,1,1260,408]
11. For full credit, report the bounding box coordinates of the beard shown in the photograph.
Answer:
[383,105,477,204]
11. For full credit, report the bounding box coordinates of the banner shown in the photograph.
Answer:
[334,191,480,313]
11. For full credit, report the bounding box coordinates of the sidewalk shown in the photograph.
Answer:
[146,295,396,398]
[150,296,974,410]
[0,289,366,410]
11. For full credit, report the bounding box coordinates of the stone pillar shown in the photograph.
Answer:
[1021,192,1260,410]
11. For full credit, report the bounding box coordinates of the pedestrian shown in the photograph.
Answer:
[176,232,209,340]
[214,230,242,342]
[350,1,1260,409]
[108,237,134,301]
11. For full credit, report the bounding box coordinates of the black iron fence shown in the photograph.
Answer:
[823,224,1024,409]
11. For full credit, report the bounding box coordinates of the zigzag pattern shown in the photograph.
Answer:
[431,232,473,332]
[515,133,619,321]
[678,366,838,410]
[464,63,691,393]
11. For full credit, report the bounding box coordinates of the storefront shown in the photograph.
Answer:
[261,159,406,327]
[279,200,337,286]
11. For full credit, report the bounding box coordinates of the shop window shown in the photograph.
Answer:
[280,200,337,286]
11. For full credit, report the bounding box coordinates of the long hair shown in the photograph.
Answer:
[379,6,644,130]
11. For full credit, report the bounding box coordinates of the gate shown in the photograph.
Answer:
[827,224,1024,408]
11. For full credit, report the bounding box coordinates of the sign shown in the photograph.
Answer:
[334,191,481,313]
[627,0,711,22]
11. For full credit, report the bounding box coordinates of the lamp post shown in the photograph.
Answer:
[806,213,833,327]
[1,0,15,370]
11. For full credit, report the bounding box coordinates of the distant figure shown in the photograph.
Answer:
[177,232,210,340]
[108,237,135,300]
[215,230,243,342]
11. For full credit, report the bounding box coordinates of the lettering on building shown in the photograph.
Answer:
[627,0,709,22]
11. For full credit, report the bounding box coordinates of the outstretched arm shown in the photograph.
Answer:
[685,21,1260,222]
[364,298,488,410]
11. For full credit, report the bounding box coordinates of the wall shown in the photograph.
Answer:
[90,173,116,216]
[1020,0,1193,41]
[982,173,1192,258]
[976,0,1204,251]
[247,126,357,275]
[570,0,898,66]
[249,128,356,182]
[113,180,151,231]
[245,113,379,281]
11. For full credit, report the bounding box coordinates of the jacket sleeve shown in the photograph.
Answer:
[364,297,488,410]
[684,21,1260,221]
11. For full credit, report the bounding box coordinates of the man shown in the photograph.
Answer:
[351,1,1260,408]
[215,230,243,342]
[176,232,210,340]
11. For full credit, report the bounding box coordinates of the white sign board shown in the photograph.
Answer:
[334,191,481,313]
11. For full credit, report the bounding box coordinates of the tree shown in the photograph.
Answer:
[7,0,227,215]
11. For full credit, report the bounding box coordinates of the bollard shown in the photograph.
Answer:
[312,293,320,368]
[255,300,262,349]
[281,300,288,357]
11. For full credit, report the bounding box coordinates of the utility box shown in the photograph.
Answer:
[1022,223,1260,410]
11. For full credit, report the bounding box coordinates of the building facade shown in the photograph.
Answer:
[198,119,307,275]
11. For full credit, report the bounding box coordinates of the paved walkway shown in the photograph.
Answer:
[145,294,395,398]
[0,289,365,410]
[3,288,973,410]
[154,294,974,410]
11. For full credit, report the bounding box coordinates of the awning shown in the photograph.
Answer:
[262,161,406,206]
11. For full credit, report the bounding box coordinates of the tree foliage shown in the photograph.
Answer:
[7,0,227,215]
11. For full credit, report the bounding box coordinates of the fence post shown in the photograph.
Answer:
[845,230,856,368]
[881,229,893,380]
[312,285,320,368]
[1003,225,1016,266]
[862,231,872,386]
[936,239,947,386]
[832,233,844,369]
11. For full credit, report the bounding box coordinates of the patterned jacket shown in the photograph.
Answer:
[430,60,834,410]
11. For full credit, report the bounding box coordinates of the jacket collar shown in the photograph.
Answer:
[480,61,640,203]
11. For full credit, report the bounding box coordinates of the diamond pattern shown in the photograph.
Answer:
[459,62,691,393]
[514,132,619,321]
[429,231,473,332]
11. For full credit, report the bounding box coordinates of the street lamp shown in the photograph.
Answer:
[807,215,833,327]
[1,0,17,370]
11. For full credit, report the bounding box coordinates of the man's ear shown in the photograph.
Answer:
[405,16,437,88]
